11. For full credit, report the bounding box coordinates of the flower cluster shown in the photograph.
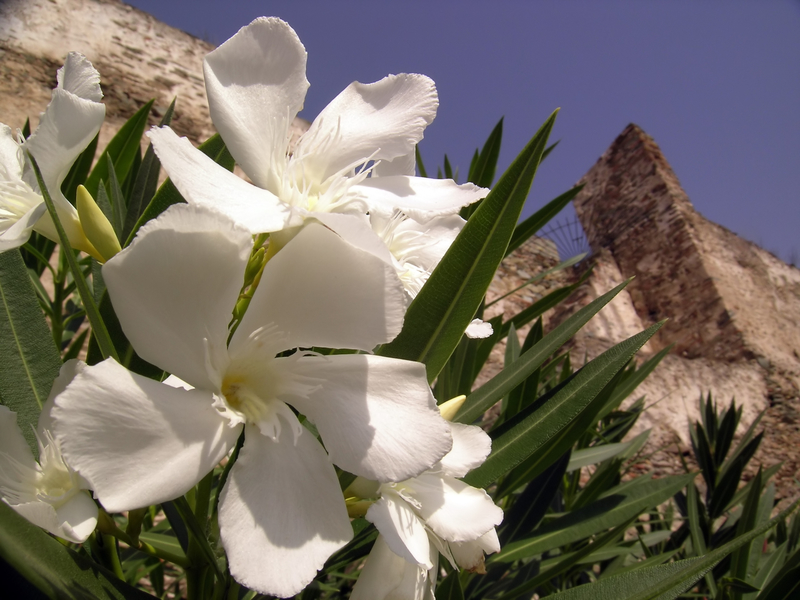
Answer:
[0,17,502,599]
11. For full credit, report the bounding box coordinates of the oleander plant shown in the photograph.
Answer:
[0,16,797,600]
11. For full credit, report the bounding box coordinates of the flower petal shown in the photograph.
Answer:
[465,318,493,339]
[38,359,85,435]
[0,123,22,178]
[148,127,289,233]
[55,491,99,542]
[219,423,351,598]
[286,353,452,482]
[11,494,96,543]
[366,495,432,568]
[204,17,309,190]
[410,473,503,543]
[438,423,491,479]
[354,176,487,222]
[22,52,104,195]
[351,534,430,600]
[52,358,238,512]
[0,203,47,254]
[298,74,438,183]
[450,528,501,572]
[103,203,251,389]
[233,222,406,353]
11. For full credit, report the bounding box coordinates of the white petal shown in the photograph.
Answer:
[232,222,406,354]
[465,318,493,339]
[310,211,396,266]
[0,405,37,469]
[449,528,501,572]
[286,353,452,482]
[22,53,104,195]
[52,358,238,512]
[219,423,351,598]
[351,534,428,600]
[0,123,23,178]
[55,491,99,542]
[366,495,432,569]
[373,152,417,178]
[103,203,251,389]
[354,176,487,222]
[38,359,85,436]
[148,127,289,233]
[398,215,465,272]
[438,423,491,479]
[298,74,438,183]
[204,17,309,190]
[0,202,47,253]
[410,473,503,543]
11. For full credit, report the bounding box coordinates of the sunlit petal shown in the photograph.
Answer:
[351,534,429,600]
[148,127,289,233]
[53,358,238,512]
[354,176,487,222]
[233,223,406,353]
[103,204,250,389]
[204,17,309,189]
[287,353,451,482]
[438,423,492,479]
[366,495,432,569]
[298,74,437,182]
[219,423,351,598]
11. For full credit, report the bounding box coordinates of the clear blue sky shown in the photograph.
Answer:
[124,0,800,264]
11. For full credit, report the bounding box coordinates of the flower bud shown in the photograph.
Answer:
[438,395,466,421]
[76,185,121,261]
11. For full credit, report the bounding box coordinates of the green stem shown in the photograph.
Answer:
[27,151,119,361]
[91,532,124,580]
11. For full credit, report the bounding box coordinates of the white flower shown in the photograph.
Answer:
[371,211,465,298]
[0,52,105,257]
[52,203,452,598]
[147,17,486,245]
[350,422,503,600]
[0,361,98,543]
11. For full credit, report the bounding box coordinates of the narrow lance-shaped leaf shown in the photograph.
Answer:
[456,278,632,424]
[541,498,800,600]
[0,502,158,599]
[379,110,559,381]
[493,473,695,563]
[123,97,177,241]
[464,320,663,489]
[0,250,61,457]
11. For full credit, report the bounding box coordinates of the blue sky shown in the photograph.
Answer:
[124,0,800,264]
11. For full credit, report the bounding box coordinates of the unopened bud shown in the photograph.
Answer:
[76,185,121,261]
[438,395,466,422]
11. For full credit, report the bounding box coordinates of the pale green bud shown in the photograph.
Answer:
[76,185,121,262]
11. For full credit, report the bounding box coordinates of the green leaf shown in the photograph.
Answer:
[84,100,155,199]
[751,543,797,600]
[123,98,176,241]
[730,467,764,596]
[0,501,157,599]
[465,321,663,489]
[379,110,558,381]
[543,497,800,600]
[103,155,127,242]
[0,250,61,456]
[27,152,119,362]
[567,441,636,472]
[505,184,583,257]
[456,278,632,424]
[499,451,570,545]
[493,473,693,563]
[60,133,98,205]
[125,133,234,245]
[435,570,465,600]
[468,117,503,188]
[137,532,186,560]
